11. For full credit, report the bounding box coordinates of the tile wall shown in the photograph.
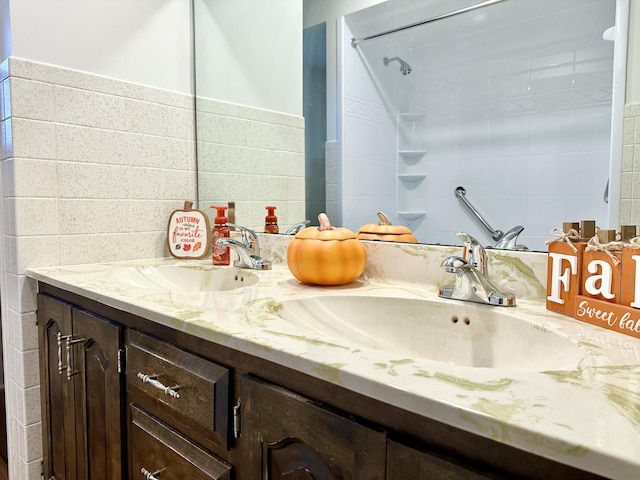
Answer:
[340,0,616,252]
[0,56,306,479]
[0,57,197,478]
[196,98,305,232]
[620,102,640,225]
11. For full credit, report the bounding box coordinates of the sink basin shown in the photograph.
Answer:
[276,295,587,371]
[106,265,259,292]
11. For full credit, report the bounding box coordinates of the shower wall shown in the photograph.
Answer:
[340,0,617,251]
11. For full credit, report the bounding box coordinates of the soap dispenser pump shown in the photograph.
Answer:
[265,206,279,234]
[210,205,230,265]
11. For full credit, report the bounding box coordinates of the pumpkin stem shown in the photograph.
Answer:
[317,213,334,231]
[376,211,392,226]
[184,200,194,210]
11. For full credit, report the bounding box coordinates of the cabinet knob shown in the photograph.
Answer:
[136,372,181,399]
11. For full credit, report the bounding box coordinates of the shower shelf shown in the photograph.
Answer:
[399,112,426,122]
[398,174,426,183]
[397,211,426,221]
[398,150,427,160]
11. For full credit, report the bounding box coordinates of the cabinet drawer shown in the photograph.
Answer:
[126,330,229,449]
[130,404,231,480]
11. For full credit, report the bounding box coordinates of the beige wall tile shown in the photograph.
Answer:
[8,78,56,121]
[7,346,39,390]
[57,161,98,198]
[9,382,41,428]
[11,159,59,198]
[12,198,59,236]
[4,309,38,352]
[58,234,100,265]
[10,118,57,159]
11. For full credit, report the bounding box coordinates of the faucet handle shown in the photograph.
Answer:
[455,231,487,276]
[228,224,259,253]
[495,225,526,250]
[441,255,471,273]
[285,220,310,235]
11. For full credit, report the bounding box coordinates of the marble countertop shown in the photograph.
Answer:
[27,255,640,479]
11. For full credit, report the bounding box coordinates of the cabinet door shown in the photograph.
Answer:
[71,308,125,480]
[37,295,76,480]
[241,376,386,480]
[387,439,493,480]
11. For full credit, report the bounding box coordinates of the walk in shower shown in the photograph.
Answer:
[337,0,627,251]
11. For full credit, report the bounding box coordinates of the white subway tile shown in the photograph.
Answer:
[130,167,164,199]
[17,421,42,462]
[10,383,41,427]
[94,164,132,199]
[621,171,633,200]
[623,118,635,145]
[129,200,165,233]
[9,78,56,122]
[1,79,10,120]
[13,159,59,198]
[10,118,57,159]
[58,199,97,235]
[162,169,196,201]
[11,234,62,272]
[7,345,40,389]
[5,309,38,351]
[58,234,100,265]
[13,198,59,236]
[0,118,11,160]
[95,199,131,234]
[57,161,98,198]
[94,233,139,262]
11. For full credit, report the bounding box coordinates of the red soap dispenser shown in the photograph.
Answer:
[265,206,279,234]
[210,205,230,265]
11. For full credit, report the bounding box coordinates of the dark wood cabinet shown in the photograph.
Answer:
[241,375,386,480]
[126,329,230,453]
[386,439,493,480]
[38,295,76,480]
[38,294,124,480]
[125,329,233,478]
[129,404,231,480]
[36,286,607,480]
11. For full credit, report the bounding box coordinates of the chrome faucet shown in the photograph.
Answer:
[438,232,516,306]
[285,220,310,235]
[217,224,272,270]
[228,223,259,253]
[495,225,527,251]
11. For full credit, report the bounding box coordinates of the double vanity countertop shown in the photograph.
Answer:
[26,241,640,480]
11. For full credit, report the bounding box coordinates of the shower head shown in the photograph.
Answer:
[383,56,412,75]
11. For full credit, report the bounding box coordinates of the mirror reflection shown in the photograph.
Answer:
[195,0,628,252]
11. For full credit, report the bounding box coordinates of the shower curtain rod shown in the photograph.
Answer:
[351,0,507,47]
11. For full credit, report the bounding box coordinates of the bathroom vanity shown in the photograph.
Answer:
[29,248,640,480]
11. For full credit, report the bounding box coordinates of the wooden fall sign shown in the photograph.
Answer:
[166,201,211,259]
[547,229,640,339]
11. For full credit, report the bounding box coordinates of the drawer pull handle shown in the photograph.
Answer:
[57,332,70,375]
[140,467,163,480]
[136,372,181,399]
[65,336,85,380]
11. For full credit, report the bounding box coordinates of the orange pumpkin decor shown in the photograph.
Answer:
[286,213,367,286]
[356,212,418,243]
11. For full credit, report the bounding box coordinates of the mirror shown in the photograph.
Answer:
[194,0,629,252]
